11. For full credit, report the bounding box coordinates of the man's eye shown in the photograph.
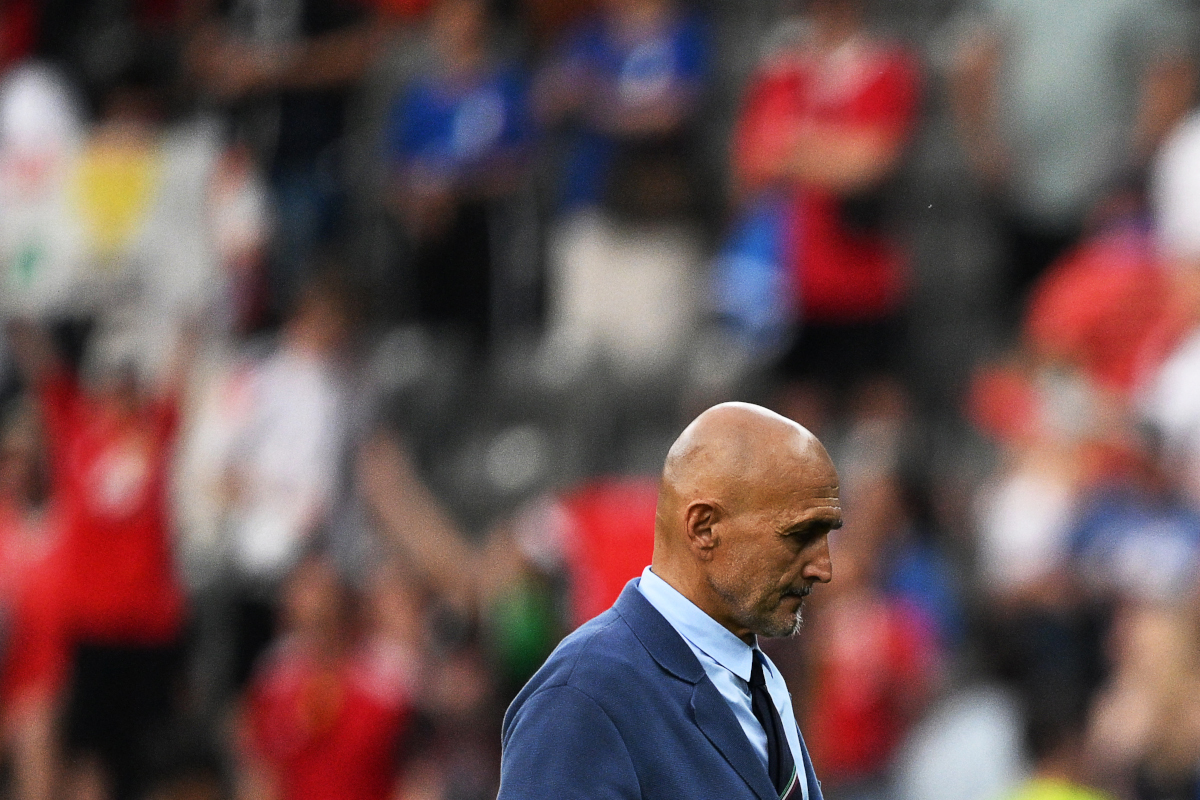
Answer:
[790,524,833,543]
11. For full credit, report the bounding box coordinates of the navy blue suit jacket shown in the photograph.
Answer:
[498,579,823,800]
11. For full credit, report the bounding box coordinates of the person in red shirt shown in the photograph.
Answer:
[1024,226,1175,398]
[733,0,920,429]
[0,399,68,800]
[559,477,657,629]
[801,499,939,796]
[238,554,414,800]
[6,320,190,800]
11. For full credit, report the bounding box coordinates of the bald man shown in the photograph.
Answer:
[498,403,840,800]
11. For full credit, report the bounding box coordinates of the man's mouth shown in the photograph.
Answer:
[782,586,812,600]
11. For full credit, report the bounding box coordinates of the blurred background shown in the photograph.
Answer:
[0,0,1199,799]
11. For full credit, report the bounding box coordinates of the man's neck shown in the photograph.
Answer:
[647,562,754,643]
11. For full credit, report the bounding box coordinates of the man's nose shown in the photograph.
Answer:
[803,535,833,584]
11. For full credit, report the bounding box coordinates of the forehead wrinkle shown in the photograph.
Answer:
[768,488,842,529]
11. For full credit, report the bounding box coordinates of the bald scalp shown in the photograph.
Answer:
[655,403,827,549]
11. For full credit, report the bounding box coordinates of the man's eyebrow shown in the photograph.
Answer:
[783,514,842,534]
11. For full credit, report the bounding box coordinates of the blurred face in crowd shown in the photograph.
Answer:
[283,556,352,646]
[427,649,493,724]
[102,85,163,131]
[432,0,488,67]
[288,289,352,357]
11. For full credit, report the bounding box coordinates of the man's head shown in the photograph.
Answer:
[652,402,841,641]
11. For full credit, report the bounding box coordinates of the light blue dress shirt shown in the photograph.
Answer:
[638,566,808,800]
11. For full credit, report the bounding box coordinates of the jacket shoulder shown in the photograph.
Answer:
[539,608,649,687]
[505,607,661,724]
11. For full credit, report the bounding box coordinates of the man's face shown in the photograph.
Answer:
[705,451,840,639]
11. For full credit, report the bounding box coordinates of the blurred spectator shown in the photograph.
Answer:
[0,62,86,317]
[970,224,1180,597]
[950,0,1196,311]
[384,0,534,346]
[188,0,384,314]
[894,684,1027,800]
[476,524,558,702]
[880,480,965,651]
[72,68,272,352]
[1140,132,1200,510]
[396,645,498,800]
[506,476,656,628]
[1,60,271,345]
[732,0,920,432]
[800,468,940,800]
[182,273,356,694]
[1154,109,1200,273]
[538,0,708,217]
[537,0,710,378]
[237,554,415,800]
[34,0,183,113]
[1068,454,1200,606]
[1001,701,1113,800]
[472,476,657,696]
[358,430,476,614]
[556,477,655,627]
[0,399,66,800]
[971,423,1082,604]
[964,216,1200,759]
[1086,603,1200,799]
[1142,320,1200,508]
[207,141,275,335]
[6,319,190,800]
[1025,227,1172,398]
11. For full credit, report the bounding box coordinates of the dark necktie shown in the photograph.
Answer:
[749,651,803,800]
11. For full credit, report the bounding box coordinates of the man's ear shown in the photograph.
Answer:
[684,500,720,560]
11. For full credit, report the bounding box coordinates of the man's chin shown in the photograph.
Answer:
[757,608,804,639]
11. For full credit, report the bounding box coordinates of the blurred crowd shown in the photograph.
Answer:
[0,0,1199,799]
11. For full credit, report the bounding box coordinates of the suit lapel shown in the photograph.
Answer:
[615,581,778,800]
[614,580,707,683]
[691,679,779,800]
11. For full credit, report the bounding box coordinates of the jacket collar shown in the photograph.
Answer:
[613,578,707,684]
[613,579,780,800]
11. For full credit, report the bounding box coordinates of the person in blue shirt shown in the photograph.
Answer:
[499,402,838,799]
[537,0,709,219]
[386,0,534,344]
[1069,469,1200,604]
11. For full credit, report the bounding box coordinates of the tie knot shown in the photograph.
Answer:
[749,651,767,689]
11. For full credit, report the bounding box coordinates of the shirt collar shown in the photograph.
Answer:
[638,566,763,684]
